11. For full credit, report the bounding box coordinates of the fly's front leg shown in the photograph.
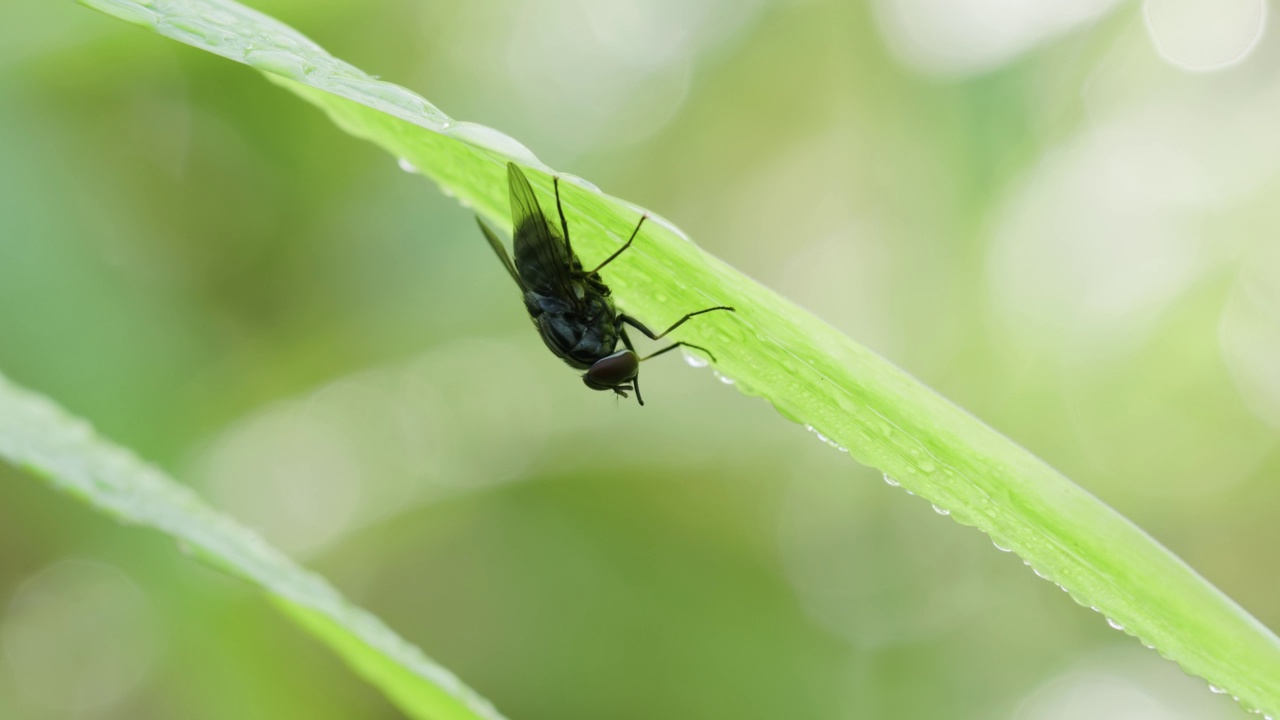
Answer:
[618,324,639,353]
[552,176,573,259]
[618,326,644,406]
[588,215,648,275]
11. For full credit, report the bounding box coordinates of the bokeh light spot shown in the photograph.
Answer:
[1,559,157,715]
[1144,0,1267,72]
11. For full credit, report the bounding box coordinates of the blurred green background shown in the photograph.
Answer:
[2,0,1279,718]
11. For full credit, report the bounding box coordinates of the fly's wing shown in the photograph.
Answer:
[506,163,577,299]
[475,217,523,290]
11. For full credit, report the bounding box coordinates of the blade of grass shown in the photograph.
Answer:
[69,0,1280,716]
[0,373,504,720]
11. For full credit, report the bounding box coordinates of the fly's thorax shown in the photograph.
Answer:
[527,289,621,370]
[578,292,621,358]
[583,289,617,320]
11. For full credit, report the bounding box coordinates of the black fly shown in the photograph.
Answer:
[475,162,734,405]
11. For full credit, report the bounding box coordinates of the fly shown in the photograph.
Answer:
[475,162,734,405]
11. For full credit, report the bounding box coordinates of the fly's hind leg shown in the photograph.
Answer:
[619,305,735,341]
[617,304,735,366]
[639,341,714,363]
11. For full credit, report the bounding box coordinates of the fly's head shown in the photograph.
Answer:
[582,349,640,399]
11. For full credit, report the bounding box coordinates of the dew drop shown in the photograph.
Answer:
[159,18,226,46]
[991,539,1013,552]
[882,474,900,487]
[646,212,693,243]
[443,123,540,165]
[328,76,432,116]
[1032,567,1050,579]
[1106,618,1125,631]
[1209,685,1227,694]
[558,173,600,192]
[773,404,804,425]
[713,371,735,385]
[85,0,158,27]
[804,425,841,448]
[243,49,315,79]
[397,158,419,174]
[203,8,237,25]
[918,457,937,473]
[931,504,950,516]
[681,348,710,368]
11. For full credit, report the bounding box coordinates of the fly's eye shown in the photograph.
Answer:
[583,350,639,390]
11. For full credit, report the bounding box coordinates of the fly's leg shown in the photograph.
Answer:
[619,324,639,353]
[617,305,735,370]
[618,326,645,406]
[619,306,735,340]
[639,341,715,363]
[553,176,573,259]
[587,215,648,275]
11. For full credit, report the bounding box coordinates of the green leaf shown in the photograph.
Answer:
[0,373,504,720]
[65,0,1280,716]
